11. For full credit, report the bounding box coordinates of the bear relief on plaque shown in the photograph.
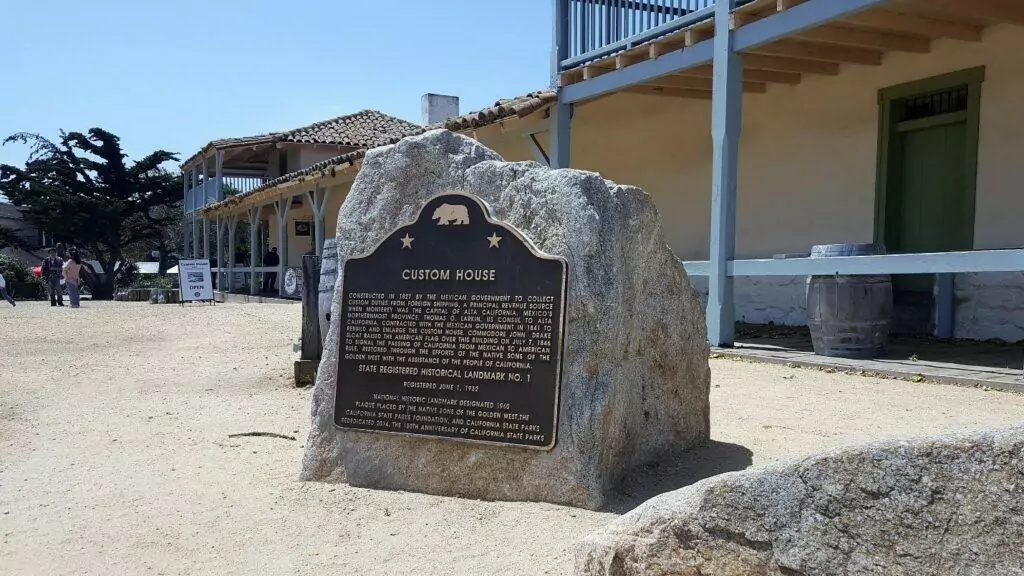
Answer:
[334,193,568,449]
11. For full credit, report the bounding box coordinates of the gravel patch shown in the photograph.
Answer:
[2,301,1022,575]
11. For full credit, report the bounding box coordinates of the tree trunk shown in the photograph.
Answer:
[88,257,118,300]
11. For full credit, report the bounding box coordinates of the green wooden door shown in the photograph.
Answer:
[887,113,973,292]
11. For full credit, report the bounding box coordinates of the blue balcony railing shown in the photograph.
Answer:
[561,0,755,70]
[185,175,267,213]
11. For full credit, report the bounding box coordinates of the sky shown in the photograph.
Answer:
[0,0,553,172]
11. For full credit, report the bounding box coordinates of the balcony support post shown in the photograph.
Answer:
[215,150,224,201]
[708,0,742,347]
[190,167,199,259]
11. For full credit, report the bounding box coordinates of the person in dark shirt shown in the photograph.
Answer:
[41,248,65,307]
[262,247,280,293]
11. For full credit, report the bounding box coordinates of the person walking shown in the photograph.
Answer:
[0,272,16,307]
[262,247,280,293]
[41,248,65,307]
[62,249,84,308]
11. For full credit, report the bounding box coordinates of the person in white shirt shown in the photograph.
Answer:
[0,272,16,307]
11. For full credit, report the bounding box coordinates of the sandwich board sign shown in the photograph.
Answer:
[177,259,214,303]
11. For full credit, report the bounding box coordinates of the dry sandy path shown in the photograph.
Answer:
[1,301,1022,576]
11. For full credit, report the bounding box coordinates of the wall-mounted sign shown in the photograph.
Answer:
[295,221,312,237]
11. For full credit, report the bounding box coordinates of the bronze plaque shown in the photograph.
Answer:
[334,193,567,449]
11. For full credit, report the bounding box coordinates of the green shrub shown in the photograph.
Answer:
[129,274,179,290]
[0,254,45,299]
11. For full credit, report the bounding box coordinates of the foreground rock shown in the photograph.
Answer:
[577,425,1024,575]
[301,129,710,509]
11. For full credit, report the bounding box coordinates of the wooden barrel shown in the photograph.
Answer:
[806,243,893,359]
[318,238,338,344]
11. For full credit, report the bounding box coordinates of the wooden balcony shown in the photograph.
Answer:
[557,0,1024,102]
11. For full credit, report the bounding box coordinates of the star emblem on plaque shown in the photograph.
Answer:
[335,193,568,450]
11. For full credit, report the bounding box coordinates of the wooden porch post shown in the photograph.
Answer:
[215,216,224,291]
[201,156,210,259]
[307,186,330,257]
[227,215,238,293]
[214,151,224,201]
[181,169,189,260]
[248,206,259,296]
[190,168,199,258]
[707,0,742,347]
[549,0,571,169]
[274,197,291,297]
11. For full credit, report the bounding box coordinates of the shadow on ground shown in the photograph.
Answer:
[605,441,753,513]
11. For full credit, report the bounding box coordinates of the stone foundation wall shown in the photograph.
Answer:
[953,272,1024,342]
[688,276,808,327]
[689,272,1024,342]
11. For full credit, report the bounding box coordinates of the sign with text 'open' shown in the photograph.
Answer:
[177,259,214,302]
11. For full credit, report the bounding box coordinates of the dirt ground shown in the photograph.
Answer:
[1,301,1022,576]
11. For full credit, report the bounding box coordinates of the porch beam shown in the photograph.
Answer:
[248,206,259,296]
[707,0,743,347]
[734,0,889,53]
[794,25,932,54]
[742,53,840,75]
[682,249,1024,276]
[561,41,714,104]
[643,75,767,93]
[677,65,802,85]
[747,39,884,66]
[625,86,714,100]
[841,10,982,42]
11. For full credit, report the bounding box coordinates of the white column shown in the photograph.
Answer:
[215,217,224,291]
[248,206,259,296]
[274,197,291,297]
[201,155,209,258]
[228,216,238,292]
[307,186,331,257]
[707,0,743,347]
[182,169,189,258]
[190,168,199,258]
[214,151,224,201]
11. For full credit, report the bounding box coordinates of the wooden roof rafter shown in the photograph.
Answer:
[560,0,1022,102]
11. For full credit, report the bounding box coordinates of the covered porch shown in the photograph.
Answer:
[719,323,1023,392]
[548,0,1024,346]
[196,150,362,298]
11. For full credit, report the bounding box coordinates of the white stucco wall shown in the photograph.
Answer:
[300,147,349,170]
